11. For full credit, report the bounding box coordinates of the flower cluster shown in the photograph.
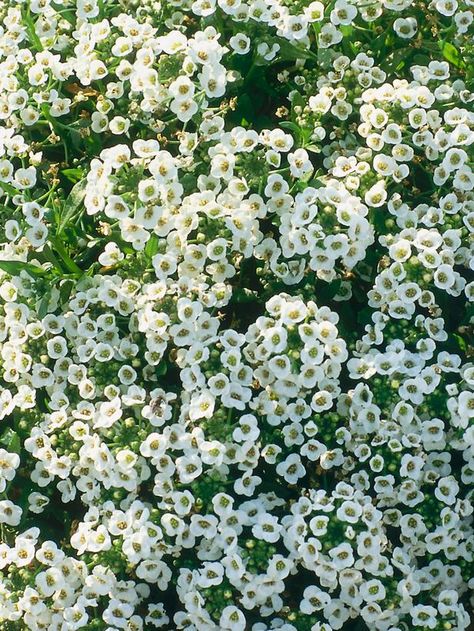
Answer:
[0,0,472,630]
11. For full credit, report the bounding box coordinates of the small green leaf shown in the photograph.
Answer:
[0,260,47,278]
[0,181,18,197]
[37,295,50,319]
[49,236,83,275]
[23,10,43,51]
[51,2,75,24]
[0,428,21,454]
[453,334,467,352]
[317,48,333,67]
[307,178,325,189]
[41,244,64,274]
[58,178,87,234]
[156,361,168,376]
[145,234,159,259]
[279,121,302,137]
[278,40,318,62]
[61,168,85,183]
[59,279,74,305]
[439,40,464,68]
[290,92,306,109]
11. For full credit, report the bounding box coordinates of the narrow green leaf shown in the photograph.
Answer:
[453,333,467,352]
[0,260,47,278]
[278,40,318,62]
[0,181,18,197]
[58,178,87,234]
[0,428,21,454]
[279,121,302,136]
[49,236,83,275]
[23,11,43,51]
[61,168,85,184]
[439,40,464,68]
[156,361,168,376]
[51,2,75,24]
[37,290,53,319]
[59,279,74,305]
[307,178,325,188]
[145,234,160,259]
[41,244,64,274]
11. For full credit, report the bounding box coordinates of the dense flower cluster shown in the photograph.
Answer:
[0,0,473,629]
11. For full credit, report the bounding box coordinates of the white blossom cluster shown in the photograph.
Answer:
[0,0,473,630]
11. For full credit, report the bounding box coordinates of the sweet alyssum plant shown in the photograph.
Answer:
[0,0,473,629]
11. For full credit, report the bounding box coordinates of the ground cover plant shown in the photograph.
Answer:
[0,0,473,629]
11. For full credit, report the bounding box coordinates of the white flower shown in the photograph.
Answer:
[98,242,124,266]
[28,492,50,514]
[311,390,333,412]
[411,604,438,629]
[176,455,202,484]
[364,181,387,207]
[435,0,458,15]
[14,167,37,189]
[220,605,246,630]
[0,448,20,492]
[252,513,282,543]
[189,390,215,420]
[435,476,459,505]
[360,579,386,602]
[393,17,418,38]
[229,33,251,54]
[276,453,305,484]
[288,148,313,178]
[329,542,354,569]
[0,500,22,526]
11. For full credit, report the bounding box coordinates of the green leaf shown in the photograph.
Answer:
[0,428,21,454]
[278,40,318,62]
[35,279,67,313]
[317,48,333,67]
[156,361,168,377]
[83,133,102,157]
[49,236,83,275]
[51,2,75,24]
[0,260,47,278]
[279,121,304,144]
[37,288,54,319]
[59,278,74,305]
[61,168,85,184]
[453,334,467,352]
[280,121,302,135]
[413,54,431,65]
[372,31,389,54]
[340,26,357,57]
[307,178,325,189]
[40,244,64,274]
[439,40,465,68]
[0,181,18,197]
[58,178,87,234]
[290,91,306,109]
[145,234,159,259]
[23,10,43,51]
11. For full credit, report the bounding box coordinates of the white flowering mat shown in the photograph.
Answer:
[0,1,473,630]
